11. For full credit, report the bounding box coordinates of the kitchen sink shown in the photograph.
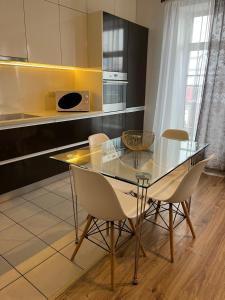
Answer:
[0,113,39,121]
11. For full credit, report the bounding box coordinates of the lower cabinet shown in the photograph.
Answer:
[0,110,144,194]
[125,111,144,131]
[102,113,125,139]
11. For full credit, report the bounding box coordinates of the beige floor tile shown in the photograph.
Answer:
[45,200,74,220]
[30,192,65,210]
[60,237,106,270]
[0,197,26,212]
[44,179,67,192]
[22,188,48,201]
[0,224,34,254]
[4,202,43,223]
[3,237,56,274]
[24,252,84,299]
[20,211,61,235]
[0,213,15,231]
[0,277,46,300]
[66,209,88,227]
[62,176,70,184]
[51,184,73,201]
[0,257,21,289]
[38,221,75,251]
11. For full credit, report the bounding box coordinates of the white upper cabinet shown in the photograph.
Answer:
[24,0,61,65]
[0,0,27,58]
[87,0,115,14]
[115,0,136,22]
[59,0,87,12]
[60,6,88,67]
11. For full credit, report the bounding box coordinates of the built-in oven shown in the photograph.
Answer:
[103,71,128,112]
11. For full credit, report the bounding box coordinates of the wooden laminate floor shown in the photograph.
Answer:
[57,174,225,300]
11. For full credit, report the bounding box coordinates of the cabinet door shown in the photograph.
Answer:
[24,0,61,65]
[87,0,114,14]
[115,0,136,22]
[127,22,148,108]
[59,0,87,12]
[0,0,27,58]
[60,6,87,67]
[102,113,124,139]
[103,12,128,72]
[125,111,144,131]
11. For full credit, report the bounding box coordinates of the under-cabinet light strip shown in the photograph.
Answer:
[0,60,102,72]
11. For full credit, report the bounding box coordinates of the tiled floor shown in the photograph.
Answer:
[0,176,107,299]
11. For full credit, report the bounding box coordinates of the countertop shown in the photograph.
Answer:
[0,107,144,130]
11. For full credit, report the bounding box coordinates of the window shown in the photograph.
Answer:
[184,15,210,140]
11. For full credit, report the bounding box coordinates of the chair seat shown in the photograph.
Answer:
[114,189,150,219]
[147,165,187,202]
[106,177,135,193]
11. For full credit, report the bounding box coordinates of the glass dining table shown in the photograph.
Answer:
[50,136,208,284]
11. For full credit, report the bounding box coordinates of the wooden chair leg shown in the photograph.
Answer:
[155,201,161,220]
[181,201,196,238]
[169,203,174,263]
[71,215,93,261]
[110,221,115,291]
[128,218,147,257]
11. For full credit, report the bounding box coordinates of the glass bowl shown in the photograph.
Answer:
[122,130,155,151]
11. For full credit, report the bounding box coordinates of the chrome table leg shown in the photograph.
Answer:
[69,165,79,244]
[132,172,150,285]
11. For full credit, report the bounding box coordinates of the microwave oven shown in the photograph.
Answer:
[55,91,90,112]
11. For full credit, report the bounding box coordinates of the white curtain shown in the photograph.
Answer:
[153,0,215,140]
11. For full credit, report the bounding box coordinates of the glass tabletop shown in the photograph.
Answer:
[51,137,208,188]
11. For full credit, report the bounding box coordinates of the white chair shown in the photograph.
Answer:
[88,133,135,193]
[153,128,190,216]
[146,156,212,262]
[88,133,109,146]
[162,129,189,141]
[70,165,149,290]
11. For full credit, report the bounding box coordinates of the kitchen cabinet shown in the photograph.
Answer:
[24,0,61,65]
[87,0,115,14]
[0,0,27,59]
[103,12,128,72]
[60,6,88,67]
[88,12,128,72]
[59,0,87,12]
[0,110,144,194]
[115,0,136,23]
[102,113,124,138]
[0,117,102,161]
[125,111,144,131]
[127,22,148,108]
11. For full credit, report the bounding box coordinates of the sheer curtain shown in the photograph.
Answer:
[153,0,215,140]
[197,0,225,170]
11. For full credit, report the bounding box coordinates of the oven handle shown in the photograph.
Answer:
[103,80,128,85]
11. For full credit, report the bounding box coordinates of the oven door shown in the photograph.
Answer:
[103,80,128,112]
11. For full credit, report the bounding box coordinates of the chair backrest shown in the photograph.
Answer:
[70,165,127,221]
[162,129,189,141]
[88,133,109,147]
[169,155,213,203]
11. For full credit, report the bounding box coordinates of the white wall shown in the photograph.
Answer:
[136,0,165,131]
